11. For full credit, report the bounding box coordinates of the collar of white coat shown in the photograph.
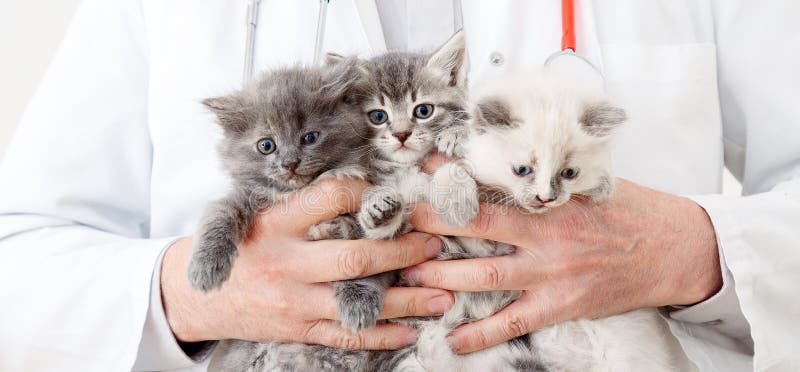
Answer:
[353,0,388,53]
[351,0,603,73]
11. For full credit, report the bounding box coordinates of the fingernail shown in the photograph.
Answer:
[425,236,442,258]
[446,335,462,353]
[402,267,420,285]
[427,294,454,314]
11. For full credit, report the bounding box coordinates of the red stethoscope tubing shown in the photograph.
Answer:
[561,0,576,52]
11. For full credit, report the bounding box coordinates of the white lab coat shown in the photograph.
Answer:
[0,0,798,371]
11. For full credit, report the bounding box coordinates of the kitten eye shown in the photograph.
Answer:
[413,104,434,119]
[512,165,533,177]
[302,131,319,145]
[256,138,276,155]
[368,110,388,125]
[560,168,579,179]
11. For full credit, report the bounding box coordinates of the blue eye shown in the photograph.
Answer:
[257,138,276,155]
[413,104,434,119]
[512,165,533,177]
[302,131,319,145]
[368,110,388,125]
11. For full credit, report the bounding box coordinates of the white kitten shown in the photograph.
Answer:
[410,72,696,372]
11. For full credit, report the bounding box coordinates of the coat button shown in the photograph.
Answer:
[489,52,504,66]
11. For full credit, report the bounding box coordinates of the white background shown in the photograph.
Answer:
[0,0,82,160]
[0,0,741,195]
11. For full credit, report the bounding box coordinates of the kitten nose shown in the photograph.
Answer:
[282,159,300,173]
[535,195,555,204]
[392,131,412,144]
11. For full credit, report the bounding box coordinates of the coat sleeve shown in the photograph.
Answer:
[667,2,800,371]
[0,0,201,370]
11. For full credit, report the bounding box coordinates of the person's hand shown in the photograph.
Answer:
[407,155,721,354]
[161,178,453,350]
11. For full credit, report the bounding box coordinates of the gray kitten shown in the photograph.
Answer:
[209,32,479,372]
[331,31,479,333]
[188,60,370,292]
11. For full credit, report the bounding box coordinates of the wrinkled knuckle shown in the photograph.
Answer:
[429,268,445,287]
[403,296,419,316]
[474,329,491,349]
[337,247,370,279]
[477,263,504,289]
[334,332,363,350]
[501,313,530,339]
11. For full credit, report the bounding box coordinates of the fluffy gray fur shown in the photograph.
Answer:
[188,60,372,292]
[333,31,476,333]
[211,31,487,372]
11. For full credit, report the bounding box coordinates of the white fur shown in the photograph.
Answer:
[464,72,616,212]
[402,72,695,371]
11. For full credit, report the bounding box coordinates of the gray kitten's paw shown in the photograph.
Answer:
[430,163,478,228]
[306,215,360,241]
[436,126,467,157]
[358,186,405,239]
[187,238,236,292]
[335,281,384,333]
[318,166,368,181]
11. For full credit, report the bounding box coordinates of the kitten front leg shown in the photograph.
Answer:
[429,163,479,228]
[436,124,469,157]
[306,215,361,241]
[188,192,260,291]
[333,271,397,333]
[357,186,408,239]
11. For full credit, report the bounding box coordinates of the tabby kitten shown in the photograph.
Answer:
[187,60,369,291]
[331,31,479,332]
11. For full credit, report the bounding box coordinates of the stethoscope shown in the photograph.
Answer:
[243,0,604,90]
[243,0,332,82]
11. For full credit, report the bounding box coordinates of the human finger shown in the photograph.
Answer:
[409,203,536,245]
[445,293,548,354]
[300,319,417,350]
[263,178,370,235]
[401,254,534,291]
[285,232,443,282]
[298,285,453,321]
[421,152,455,174]
[378,287,454,319]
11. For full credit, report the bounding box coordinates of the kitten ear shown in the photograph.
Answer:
[580,101,627,136]
[319,57,367,104]
[473,97,516,130]
[202,94,250,133]
[427,30,467,88]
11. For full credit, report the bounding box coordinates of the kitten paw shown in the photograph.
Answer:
[187,238,237,292]
[318,166,368,181]
[436,126,467,157]
[358,186,405,239]
[306,215,360,240]
[430,163,479,228]
[335,281,384,333]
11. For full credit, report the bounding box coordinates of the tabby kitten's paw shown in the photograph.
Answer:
[187,238,237,292]
[436,126,467,157]
[306,215,360,241]
[358,186,405,239]
[430,163,479,228]
[335,280,384,333]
